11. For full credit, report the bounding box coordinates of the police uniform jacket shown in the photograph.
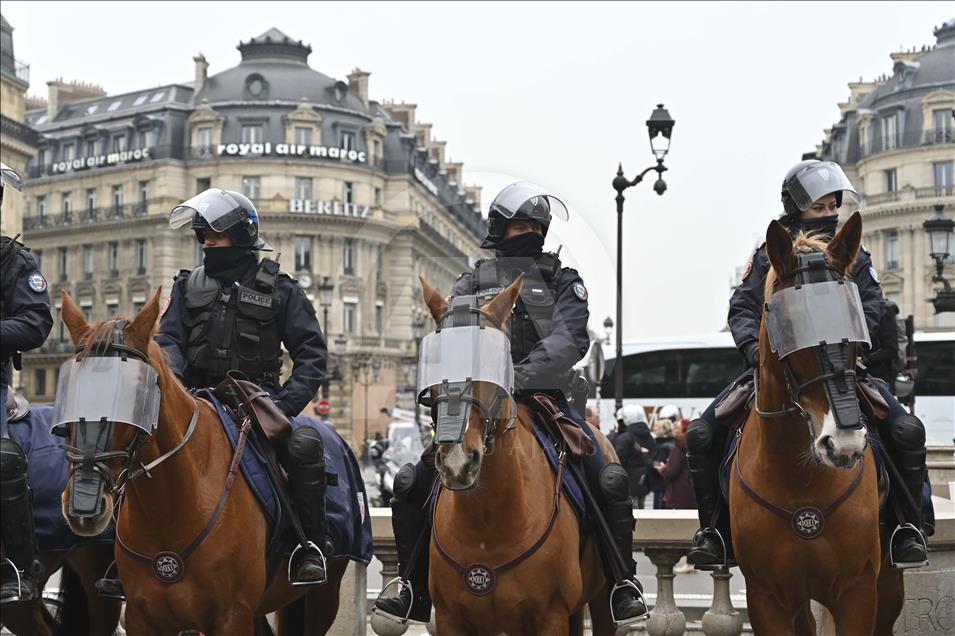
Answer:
[728,242,885,355]
[156,260,327,416]
[0,238,53,387]
[451,255,590,392]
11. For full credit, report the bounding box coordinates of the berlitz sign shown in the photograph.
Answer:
[289,199,370,218]
[218,143,367,163]
[51,148,151,174]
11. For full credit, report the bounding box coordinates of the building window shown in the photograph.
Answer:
[933,161,953,193]
[341,131,356,151]
[112,134,127,153]
[343,302,357,334]
[294,127,312,146]
[83,245,93,280]
[138,180,149,207]
[107,302,119,317]
[86,139,97,157]
[884,231,899,270]
[34,369,47,397]
[37,196,46,218]
[57,309,65,341]
[884,168,897,193]
[63,143,75,162]
[37,148,45,167]
[294,236,312,272]
[295,177,313,201]
[343,181,354,205]
[343,238,356,275]
[375,245,384,281]
[375,303,383,336]
[932,109,952,143]
[112,184,124,208]
[374,187,382,206]
[137,129,148,149]
[58,247,68,282]
[81,306,93,322]
[242,176,261,199]
[86,188,96,215]
[196,177,211,193]
[34,249,42,272]
[108,241,119,273]
[135,239,147,273]
[133,301,145,314]
[197,126,212,148]
[371,139,382,163]
[241,124,263,144]
[61,192,71,214]
[882,113,899,151]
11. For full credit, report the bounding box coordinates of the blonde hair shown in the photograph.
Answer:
[652,418,674,437]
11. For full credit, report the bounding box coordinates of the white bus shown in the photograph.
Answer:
[594,332,954,446]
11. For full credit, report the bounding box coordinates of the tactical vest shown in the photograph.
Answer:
[470,252,561,362]
[181,258,283,388]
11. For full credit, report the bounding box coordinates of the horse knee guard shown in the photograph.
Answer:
[0,437,28,481]
[890,415,925,451]
[685,418,713,454]
[393,461,435,506]
[286,426,326,466]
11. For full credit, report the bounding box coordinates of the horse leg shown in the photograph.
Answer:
[302,559,347,634]
[874,562,904,636]
[829,584,878,636]
[587,593,615,636]
[65,547,121,636]
[569,609,584,636]
[435,612,476,636]
[746,587,798,636]
[1,598,54,636]
[212,604,257,636]
[792,601,817,636]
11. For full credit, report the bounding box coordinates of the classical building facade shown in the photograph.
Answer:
[812,18,954,330]
[18,28,487,448]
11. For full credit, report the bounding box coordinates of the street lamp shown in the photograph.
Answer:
[923,204,955,313]
[318,276,335,398]
[611,104,675,413]
[412,309,429,427]
[353,356,382,462]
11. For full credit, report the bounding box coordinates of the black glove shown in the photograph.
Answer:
[742,341,760,369]
[513,366,533,393]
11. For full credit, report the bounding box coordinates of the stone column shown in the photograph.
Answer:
[329,561,368,636]
[645,548,687,636]
[702,568,743,636]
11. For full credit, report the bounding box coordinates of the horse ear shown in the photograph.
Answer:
[826,211,863,275]
[483,273,524,328]
[126,287,162,349]
[765,219,796,277]
[60,290,90,345]
[420,277,448,325]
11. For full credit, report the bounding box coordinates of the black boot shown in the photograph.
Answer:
[597,464,649,628]
[889,444,928,568]
[1,439,43,605]
[94,562,125,601]
[373,461,435,624]
[282,428,330,586]
[685,420,735,570]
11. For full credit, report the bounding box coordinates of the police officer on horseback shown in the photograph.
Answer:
[1,161,54,604]
[685,160,932,571]
[155,188,331,586]
[374,182,649,627]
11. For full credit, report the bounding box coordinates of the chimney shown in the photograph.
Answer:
[47,78,105,120]
[347,68,370,106]
[194,54,209,94]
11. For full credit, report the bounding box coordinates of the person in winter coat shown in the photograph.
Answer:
[654,419,695,509]
[613,404,655,508]
[647,418,676,509]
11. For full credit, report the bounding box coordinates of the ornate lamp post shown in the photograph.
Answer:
[923,204,955,314]
[318,276,335,398]
[611,104,675,412]
[412,309,428,427]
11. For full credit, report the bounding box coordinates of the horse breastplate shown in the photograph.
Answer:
[182,260,282,388]
[472,255,560,362]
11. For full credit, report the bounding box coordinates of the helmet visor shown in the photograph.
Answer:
[491,182,569,222]
[169,189,250,231]
[785,162,859,212]
[0,162,24,192]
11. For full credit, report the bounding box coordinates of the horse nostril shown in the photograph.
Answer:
[470,449,480,464]
[821,436,835,452]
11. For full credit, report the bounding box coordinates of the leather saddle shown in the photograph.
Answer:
[527,393,595,459]
[213,372,292,444]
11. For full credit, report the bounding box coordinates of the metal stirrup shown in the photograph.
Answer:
[372,577,414,625]
[610,579,649,627]
[889,523,929,569]
[288,541,328,586]
[0,558,30,605]
[691,527,730,571]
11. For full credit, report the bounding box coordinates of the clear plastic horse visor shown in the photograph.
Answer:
[417,326,514,402]
[493,182,569,222]
[52,357,161,434]
[169,188,249,231]
[786,162,860,212]
[765,281,870,359]
[0,161,24,192]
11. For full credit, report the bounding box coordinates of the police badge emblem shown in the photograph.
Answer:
[572,282,588,301]
[464,564,495,595]
[152,551,185,583]
[791,507,825,539]
[869,266,880,284]
[28,272,47,293]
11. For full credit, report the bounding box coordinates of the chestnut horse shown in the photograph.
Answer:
[730,212,903,635]
[56,289,346,635]
[420,276,616,636]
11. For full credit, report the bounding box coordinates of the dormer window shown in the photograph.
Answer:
[241,124,263,144]
[341,131,356,151]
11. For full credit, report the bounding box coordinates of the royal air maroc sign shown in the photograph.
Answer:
[218,143,367,163]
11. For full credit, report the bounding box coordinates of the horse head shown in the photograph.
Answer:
[761,211,868,469]
[57,288,164,536]
[419,275,523,490]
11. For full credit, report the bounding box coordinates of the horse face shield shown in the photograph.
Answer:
[417,296,514,448]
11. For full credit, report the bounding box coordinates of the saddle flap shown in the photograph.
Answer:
[528,393,595,459]
[213,375,291,444]
[857,378,890,423]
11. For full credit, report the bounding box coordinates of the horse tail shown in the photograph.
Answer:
[275,596,306,635]
[48,563,91,636]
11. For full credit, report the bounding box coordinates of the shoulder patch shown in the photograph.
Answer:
[869,266,880,284]
[742,260,754,281]
[572,281,588,301]
[27,272,48,293]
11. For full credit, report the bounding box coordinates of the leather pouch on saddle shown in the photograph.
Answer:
[856,377,890,424]
[529,393,595,459]
[213,372,292,444]
[714,378,754,432]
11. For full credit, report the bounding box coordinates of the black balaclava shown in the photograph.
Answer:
[798,214,839,239]
[202,246,257,283]
[495,231,545,258]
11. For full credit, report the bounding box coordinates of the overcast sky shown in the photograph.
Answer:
[3,1,951,341]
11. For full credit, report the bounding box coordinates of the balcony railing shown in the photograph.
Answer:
[23,200,155,232]
[865,191,901,206]
[915,185,955,199]
[861,128,955,157]
[0,114,39,147]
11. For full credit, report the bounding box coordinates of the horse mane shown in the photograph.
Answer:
[76,320,120,360]
[763,232,835,298]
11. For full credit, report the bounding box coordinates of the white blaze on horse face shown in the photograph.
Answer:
[438,442,479,489]
[815,410,867,469]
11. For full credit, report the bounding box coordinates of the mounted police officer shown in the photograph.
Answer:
[154,188,331,586]
[685,160,932,572]
[374,182,649,627]
[1,161,54,604]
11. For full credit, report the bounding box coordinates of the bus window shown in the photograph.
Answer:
[914,340,955,396]
[601,348,744,399]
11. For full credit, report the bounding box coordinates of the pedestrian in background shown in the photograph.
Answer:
[654,419,695,510]
[613,404,655,509]
[647,417,676,509]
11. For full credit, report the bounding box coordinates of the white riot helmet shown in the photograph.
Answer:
[618,403,648,426]
[658,404,680,421]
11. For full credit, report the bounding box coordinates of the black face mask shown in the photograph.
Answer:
[202,246,257,283]
[495,232,545,258]
[798,215,839,239]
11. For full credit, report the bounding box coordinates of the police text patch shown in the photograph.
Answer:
[239,289,273,308]
[28,272,48,293]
